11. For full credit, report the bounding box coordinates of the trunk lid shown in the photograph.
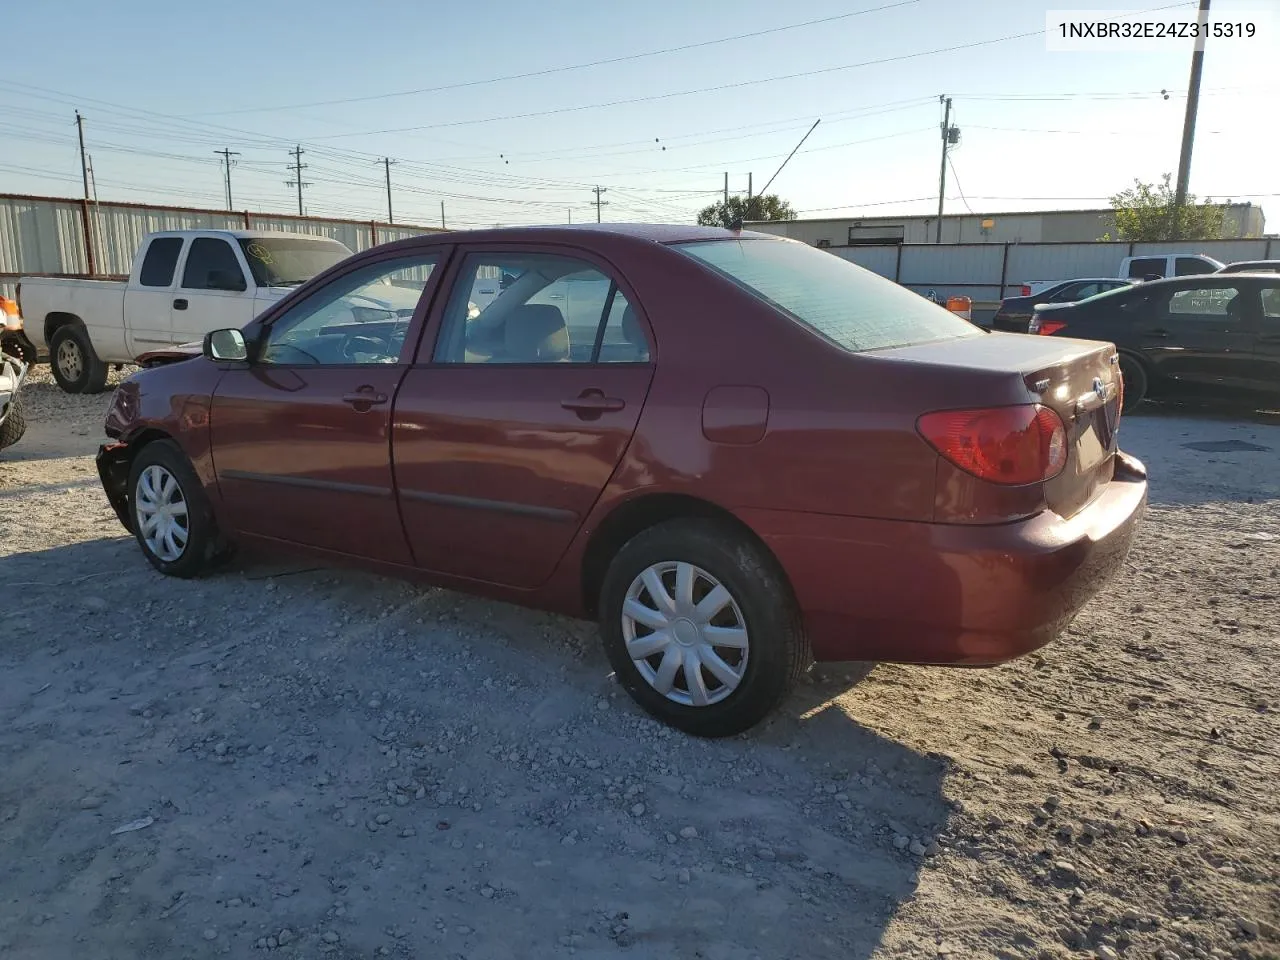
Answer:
[879,332,1122,519]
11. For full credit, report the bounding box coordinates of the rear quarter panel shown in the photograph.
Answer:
[21,277,129,358]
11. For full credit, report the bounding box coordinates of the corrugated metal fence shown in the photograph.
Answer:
[833,237,1275,322]
[0,192,444,298]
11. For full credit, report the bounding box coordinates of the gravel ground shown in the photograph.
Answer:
[1,366,1277,960]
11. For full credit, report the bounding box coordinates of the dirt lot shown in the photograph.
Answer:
[1,368,1277,960]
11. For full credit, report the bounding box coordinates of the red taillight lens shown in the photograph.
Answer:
[1037,320,1068,336]
[917,404,1067,485]
[1020,285,1031,296]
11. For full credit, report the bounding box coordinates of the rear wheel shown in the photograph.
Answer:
[127,440,228,578]
[49,325,108,394]
[1118,354,1148,413]
[598,519,810,737]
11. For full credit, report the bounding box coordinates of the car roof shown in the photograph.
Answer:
[397,223,778,246]
[147,229,346,242]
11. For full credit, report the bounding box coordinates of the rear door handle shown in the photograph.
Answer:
[173,298,188,310]
[561,390,626,417]
[342,389,388,409]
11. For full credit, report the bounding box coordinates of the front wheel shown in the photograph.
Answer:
[49,325,108,394]
[598,519,810,738]
[127,440,227,578]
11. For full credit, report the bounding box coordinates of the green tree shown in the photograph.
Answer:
[1105,173,1229,241]
[696,194,796,228]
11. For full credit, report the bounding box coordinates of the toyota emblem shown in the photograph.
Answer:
[1092,377,1106,400]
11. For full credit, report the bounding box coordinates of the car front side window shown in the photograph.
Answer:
[259,255,437,366]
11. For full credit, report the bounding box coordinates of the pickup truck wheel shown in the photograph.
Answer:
[0,395,27,451]
[127,440,225,579]
[49,326,108,394]
[598,519,811,738]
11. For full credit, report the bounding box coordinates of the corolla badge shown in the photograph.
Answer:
[1092,377,1106,400]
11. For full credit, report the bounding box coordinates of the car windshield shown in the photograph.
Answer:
[238,237,353,287]
[673,238,980,352]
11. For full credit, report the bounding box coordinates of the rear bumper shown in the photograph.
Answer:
[741,452,1148,665]
[96,442,134,532]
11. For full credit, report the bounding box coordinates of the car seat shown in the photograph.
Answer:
[501,304,569,362]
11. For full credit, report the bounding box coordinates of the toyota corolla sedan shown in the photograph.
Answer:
[97,225,1147,737]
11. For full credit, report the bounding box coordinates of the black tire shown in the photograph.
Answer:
[1,334,37,367]
[48,325,108,395]
[598,518,810,738]
[126,439,227,578]
[1118,353,1148,413]
[0,395,26,451]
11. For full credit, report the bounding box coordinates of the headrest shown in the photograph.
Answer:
[504,304,568,361]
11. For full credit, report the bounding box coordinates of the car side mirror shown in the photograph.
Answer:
[204,328,248,362]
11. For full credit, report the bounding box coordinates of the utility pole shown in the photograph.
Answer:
[747,172,753,219]
[215,148,240,211]
[75,111,90,201]
[567,208,572,224]
[935,95,957,243]
[285,145,310,216]
[379,157,397,223]
[1173,0,1211,213]
[440,201,446,229]
[592,186,608,223]
[724,172,729,206]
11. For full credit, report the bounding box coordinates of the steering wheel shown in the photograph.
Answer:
[264,341,321,365]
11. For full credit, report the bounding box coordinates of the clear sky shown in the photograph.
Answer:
[2,0,1276,229]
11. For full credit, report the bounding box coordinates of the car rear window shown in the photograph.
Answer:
[673,238,979,352]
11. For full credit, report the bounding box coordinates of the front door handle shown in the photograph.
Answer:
[561,389,626,418]
[173,298,188,310]
[342,389,388,410]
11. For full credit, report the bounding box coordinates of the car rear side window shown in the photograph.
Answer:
[674,238,978,352]
[138,237,183,288]
[1165,285,1241,318]
[1127,257,1166,279]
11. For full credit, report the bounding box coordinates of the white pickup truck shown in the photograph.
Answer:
[1019,252,1224,298]
[18,229,356,393]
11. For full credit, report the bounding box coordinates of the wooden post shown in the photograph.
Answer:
[371,220,378,247]
[893,242,903,283]
[998,242,1010,298]
[244,210,251,229]
[79,198,97,277]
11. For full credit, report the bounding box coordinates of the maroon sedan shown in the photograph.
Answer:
[97,225,1147,737]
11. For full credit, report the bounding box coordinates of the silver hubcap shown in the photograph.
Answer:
[56,339,83,381]
[135,465,189,563]
[621,561,749,707]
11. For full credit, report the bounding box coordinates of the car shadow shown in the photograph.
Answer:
[1,535,950,960]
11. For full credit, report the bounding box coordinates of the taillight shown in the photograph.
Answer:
[1037,320,1068,336]
[1020,285,1031,296]
[917,404,1067,486]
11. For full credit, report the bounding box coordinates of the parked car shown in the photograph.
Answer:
[1217,259,1280,275]
[1020,253,1224,296]
[17,230,356,394]
[1,296,36,366]
[1029,272,1280,411]
[0,346,29,454]
[992,278,1136,333]
[96,225,1147,737]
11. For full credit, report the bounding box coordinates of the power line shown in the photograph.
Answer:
[193,1,921,117]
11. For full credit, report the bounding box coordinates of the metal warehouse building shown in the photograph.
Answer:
[748,203,1267,247]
